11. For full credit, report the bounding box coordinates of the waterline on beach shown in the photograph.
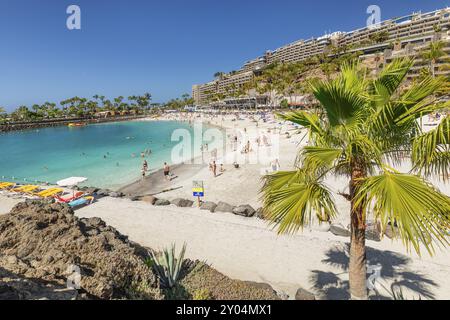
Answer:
[0,120,219,189]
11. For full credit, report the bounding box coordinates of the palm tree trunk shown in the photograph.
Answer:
[349,162,368,300]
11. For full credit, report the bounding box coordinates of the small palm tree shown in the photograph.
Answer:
[421,41,446,78]
[261,59,450,300]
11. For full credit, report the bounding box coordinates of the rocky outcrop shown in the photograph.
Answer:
[200,201,217,212]
[232,205,256,217]
[0,201,161,300]
[180,261,280,300]
[96,189,111,197]
[171,198,194,208]
[214,202,235,213]
[109,192,124,198]
[154,199,170,206]
[0,267,78,300]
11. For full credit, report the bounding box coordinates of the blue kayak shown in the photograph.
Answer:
[69,197,88,207]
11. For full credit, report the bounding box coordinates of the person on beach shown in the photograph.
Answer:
[271,159,281,172]
[143,160,148,172]
[210,161,217,177]
[141,168,146,180]
[163,162,170,181]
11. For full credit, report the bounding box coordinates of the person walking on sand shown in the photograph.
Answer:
[163,162,170,181]
[210,161,217,177]
[143,160,148,172]
[271,158,281,172]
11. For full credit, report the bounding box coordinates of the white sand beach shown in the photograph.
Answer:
[1,113,449,300]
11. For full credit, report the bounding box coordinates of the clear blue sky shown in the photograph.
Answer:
[0,0,448,110]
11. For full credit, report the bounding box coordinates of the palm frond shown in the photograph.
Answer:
[309,62,368,126]
[370,58,413,101]
[300,146,343,173]
[412,116,450,178]
[261,170,337,234]
[354,172,450,255]
[278,111,324,135]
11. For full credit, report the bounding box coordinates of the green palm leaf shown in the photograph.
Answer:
[309,64,368,126]
[412,116,450,178]
[261,170,337,234]
[278,111,324,136]
[354,172,450,255]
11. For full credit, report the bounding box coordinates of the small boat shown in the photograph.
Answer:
[68,123,87,128]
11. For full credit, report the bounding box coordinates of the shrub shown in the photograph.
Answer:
[146,243,187,289]
[193,288,212,300]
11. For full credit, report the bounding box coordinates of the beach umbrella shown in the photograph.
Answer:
[56,177,87,187]
[57,177,87,196]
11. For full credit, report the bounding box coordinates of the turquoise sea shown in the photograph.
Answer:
[0,121,211,189]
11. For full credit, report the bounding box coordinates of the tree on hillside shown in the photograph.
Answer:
[421,40,447,78]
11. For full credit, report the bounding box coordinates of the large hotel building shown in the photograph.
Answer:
[192,8,450,106]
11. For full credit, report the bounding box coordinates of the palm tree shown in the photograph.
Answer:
[261,59,450,300]
[214,72,225,80]
[0,107,6,122]
[421,41,446,78]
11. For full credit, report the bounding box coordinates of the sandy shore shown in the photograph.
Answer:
[119,115,306,208]
[1,113,449,299]
[75,197,450,300]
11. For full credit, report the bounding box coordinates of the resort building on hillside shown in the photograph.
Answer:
[192,7,450,107]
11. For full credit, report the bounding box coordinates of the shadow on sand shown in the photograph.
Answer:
[309,244,437,300]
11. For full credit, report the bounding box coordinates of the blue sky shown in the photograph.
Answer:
[0,0,448,110]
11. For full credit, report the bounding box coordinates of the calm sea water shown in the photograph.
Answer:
[0,121,211,189]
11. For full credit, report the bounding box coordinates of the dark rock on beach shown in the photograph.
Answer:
[171,198,194,208]
[214,201,235,213]
[180,261,280,300]
[96,189,110,197]
[200,201,217,212]
[109,192,124,198]
[330,224,351,238]
[154,199,170,206]
[232,205,256,217]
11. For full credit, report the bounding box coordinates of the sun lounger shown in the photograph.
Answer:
[34,188,64,198]
[10,185,40,193]
[55,191,85,203]
[0,182,15,190]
